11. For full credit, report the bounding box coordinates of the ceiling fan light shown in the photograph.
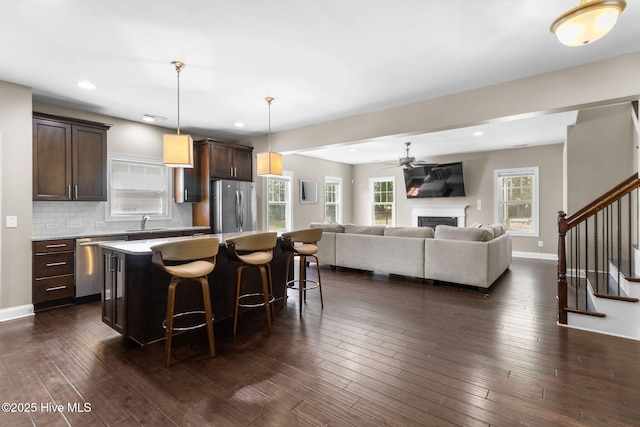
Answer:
[551,0,626,46]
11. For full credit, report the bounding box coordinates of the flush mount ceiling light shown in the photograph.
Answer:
[550,0,626,46]
[77,80,97,90]
[256,97,283,177]
[163,61,193,168]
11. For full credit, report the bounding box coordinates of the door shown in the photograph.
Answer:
[33,118,72,200]
[237,181,257,232]
[214,180,239,233]
[72,125,107,201]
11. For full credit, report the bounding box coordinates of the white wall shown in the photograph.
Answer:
[352,144,564,255]
[0,81,33,314]
[566,103,637,214]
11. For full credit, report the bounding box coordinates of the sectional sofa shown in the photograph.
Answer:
[310,223,512,289]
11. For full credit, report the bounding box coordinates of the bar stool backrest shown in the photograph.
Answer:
[226,232,277,252]
[283,228,323,244]
[151,236,219,262]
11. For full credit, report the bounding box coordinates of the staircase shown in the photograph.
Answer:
[557,174,640,340]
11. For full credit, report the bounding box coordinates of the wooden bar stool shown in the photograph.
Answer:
[225,232,277,335]
[150,236,219,368]
[281,228,324,315]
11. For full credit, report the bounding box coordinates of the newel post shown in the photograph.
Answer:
[557,211,568,325]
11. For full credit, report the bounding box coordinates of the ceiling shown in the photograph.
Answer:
[1,1,639,165]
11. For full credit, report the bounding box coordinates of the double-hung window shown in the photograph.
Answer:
[108,156,171,221]
[266,172,292,231]
[370,177,395,226]
[494,167,539,236]
[324,177,342,224]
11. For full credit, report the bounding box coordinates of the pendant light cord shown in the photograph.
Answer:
[172,61,185,136]
[266,96,274,151]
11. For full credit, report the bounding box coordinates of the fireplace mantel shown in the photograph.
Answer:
[411,205,469,227]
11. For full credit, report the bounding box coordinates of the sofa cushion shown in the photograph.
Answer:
[435,225,494,242]
[310,222,345,233]
[344,224,386,235]
[384,226,434,238]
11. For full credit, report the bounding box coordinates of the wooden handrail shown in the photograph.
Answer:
[566,174,640,229]
[557,173,640,325]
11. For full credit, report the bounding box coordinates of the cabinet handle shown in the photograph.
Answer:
[74,185,78,199]
[46,285,67,292]
[184,189,188,200]
[68,185,72,199]
[116,256,122,273]
[46,261,66,267]
[230,166,233,176]
[46,244,67,249]
[234,167,237,177]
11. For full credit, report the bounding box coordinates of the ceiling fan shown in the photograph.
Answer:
[391,142,428,169]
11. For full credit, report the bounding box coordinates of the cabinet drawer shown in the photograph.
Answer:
[34,239,75,253]
[34,275,74,303]
[34,251,74,277]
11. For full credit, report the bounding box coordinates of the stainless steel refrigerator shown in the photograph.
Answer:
[211,180,257,234]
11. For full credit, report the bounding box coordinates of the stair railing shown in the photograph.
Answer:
[558,174,640,324]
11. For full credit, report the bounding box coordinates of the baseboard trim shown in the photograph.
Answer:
[512,251,558,261]
[0,304,35,323]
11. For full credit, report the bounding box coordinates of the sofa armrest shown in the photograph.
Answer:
[316,232,336,266]
[424,234,511,288]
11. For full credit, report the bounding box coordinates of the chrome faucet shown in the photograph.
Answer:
[141,215,150,230]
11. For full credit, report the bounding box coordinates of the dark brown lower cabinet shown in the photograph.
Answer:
[102,249,126,334]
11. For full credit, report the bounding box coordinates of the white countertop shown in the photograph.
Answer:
[98,230,275,255]
[32,226,211,242]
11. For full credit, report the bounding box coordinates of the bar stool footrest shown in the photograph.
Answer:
[286,279,320,291]
[238,292,275,309]
[162,310,214,332]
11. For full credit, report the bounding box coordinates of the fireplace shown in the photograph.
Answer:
[418,216,458,228]
[411,205,468,227]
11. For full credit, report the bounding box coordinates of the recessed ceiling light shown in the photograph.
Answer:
[142,114,155,123]
[77,81,97,90]
[473,131,484,136]
[234,121,245,128]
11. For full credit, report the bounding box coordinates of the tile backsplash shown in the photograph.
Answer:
[33,201,193,238]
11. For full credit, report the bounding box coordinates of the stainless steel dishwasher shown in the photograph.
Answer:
[75,235,128,301]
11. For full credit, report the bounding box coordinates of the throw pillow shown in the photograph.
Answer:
[309,222,345,233]
[434,225,494,242]
[344,224,386,235]
[384,226,434,238]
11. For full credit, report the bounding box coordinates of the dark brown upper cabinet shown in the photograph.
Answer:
[33,113,110,201]
[207,139,253,181]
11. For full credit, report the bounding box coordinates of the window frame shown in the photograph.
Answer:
[106,154,172,222]
[369,176,395,226]
[265,171,293,232]
[493,166,539,237]
[324,176,342,224]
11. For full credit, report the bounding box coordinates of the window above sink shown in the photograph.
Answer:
[106,155,172,222]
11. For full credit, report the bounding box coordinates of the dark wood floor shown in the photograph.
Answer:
[2,258,640,426]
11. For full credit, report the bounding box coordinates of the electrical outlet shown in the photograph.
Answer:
[66,219,82,229]
[46,223,59,230]
[476,199,482,210]
[95,221,106,228]
[538,240,544,248]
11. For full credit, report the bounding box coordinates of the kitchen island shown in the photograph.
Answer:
[98,232,289,345]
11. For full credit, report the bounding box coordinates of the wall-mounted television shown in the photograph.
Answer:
[403,162,466,198]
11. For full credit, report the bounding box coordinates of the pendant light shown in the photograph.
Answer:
[163,61,194,168]
[550,0,626,46]
[256,96,283,176]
